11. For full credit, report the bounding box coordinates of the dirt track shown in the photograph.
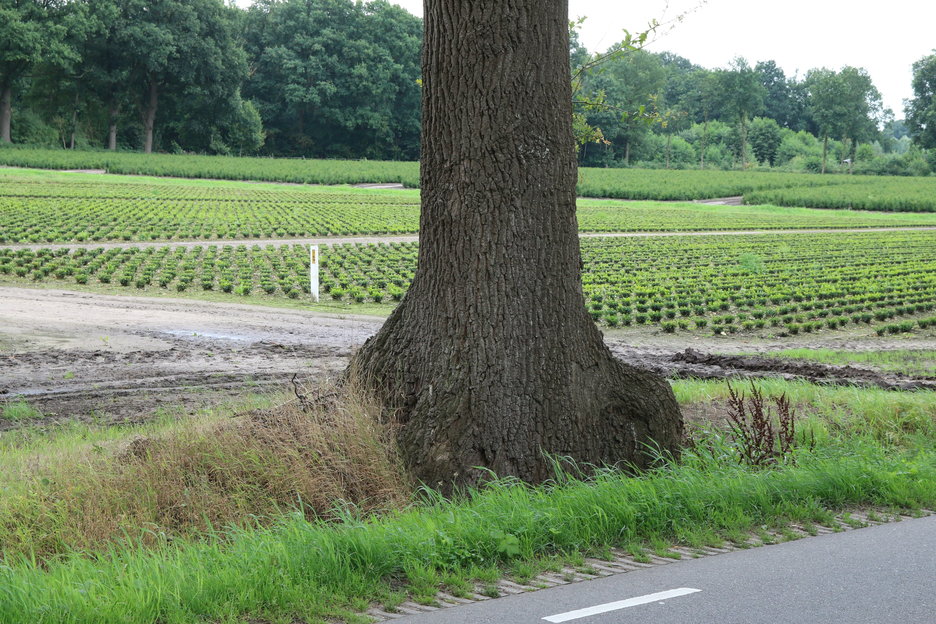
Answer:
[1,286,933,428]
[0,287,379,426]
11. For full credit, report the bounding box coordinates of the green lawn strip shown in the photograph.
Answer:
[574,200,936,232]
[749,348,936,378]
[1,438,932,624]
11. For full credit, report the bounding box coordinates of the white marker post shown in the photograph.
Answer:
[309,245,320,302]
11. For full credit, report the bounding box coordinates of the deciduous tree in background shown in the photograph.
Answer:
[348,0,683,491]
[243,0,421,159]
[718,57,765,168]
[806,66,883,173]
[577,49,666,166]
[906,51,936,149]
[805,68,841,173]
[749,116,782,166]
[0,0,74,143]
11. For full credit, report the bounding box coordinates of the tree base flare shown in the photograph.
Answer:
[349,298,683,492]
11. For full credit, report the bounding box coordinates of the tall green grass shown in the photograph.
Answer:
[1,378,933,622]
[672,378,936,447]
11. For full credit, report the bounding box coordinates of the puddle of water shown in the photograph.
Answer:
[162,330,249,342]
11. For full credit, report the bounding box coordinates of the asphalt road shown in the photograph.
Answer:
[393,515,936,624]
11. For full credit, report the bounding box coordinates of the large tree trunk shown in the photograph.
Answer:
[142,78,158,154]
[69,88,80,150]
[348,0,682,491]
[1,84,12,144]
[108,102,120,151]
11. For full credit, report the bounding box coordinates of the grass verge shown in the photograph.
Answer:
[1,440,933,623]
[0,387,408,561]
[673,378,936,446]
[0,401,43,421]
[0,378,933,623]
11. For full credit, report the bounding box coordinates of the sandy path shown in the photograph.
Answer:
[0,287,381,425]
[2,226,935,252]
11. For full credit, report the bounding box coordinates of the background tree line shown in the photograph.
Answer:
[2,0,935,174]
[0,0,421,159]
[574,44,936,176]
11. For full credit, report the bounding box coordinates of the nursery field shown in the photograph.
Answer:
[744,177,936,212]
[3,170,936,244]
[3,148,936,211]
[577,167,862,200]
[4,231,935,337]
[0,148,421,187]
[2,160,936,624]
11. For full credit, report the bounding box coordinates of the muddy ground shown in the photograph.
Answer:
[1,286,933,430]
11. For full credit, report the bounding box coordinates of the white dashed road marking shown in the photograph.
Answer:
[542,587,702,622]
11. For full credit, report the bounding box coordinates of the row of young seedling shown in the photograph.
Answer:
[7,173,936,245]
[0,193,421,243]
[876,316,936,336]
[3,232,935,335]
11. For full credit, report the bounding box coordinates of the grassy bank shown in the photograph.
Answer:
[754,348,936,378]
[673,378,936,446]
[0,378,933,622]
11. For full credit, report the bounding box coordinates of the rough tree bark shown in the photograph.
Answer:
[142,77,158,154]
[1,83,12,144]
[348,0,683,491]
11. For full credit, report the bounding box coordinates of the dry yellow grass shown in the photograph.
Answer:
[0,384,410,560]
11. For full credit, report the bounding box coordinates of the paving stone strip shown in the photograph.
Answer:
[363,508,934,621]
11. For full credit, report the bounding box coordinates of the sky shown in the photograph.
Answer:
[236,0,935,117]
[387,0,934,117]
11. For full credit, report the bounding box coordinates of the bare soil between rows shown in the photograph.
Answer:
[1,286,933,430]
